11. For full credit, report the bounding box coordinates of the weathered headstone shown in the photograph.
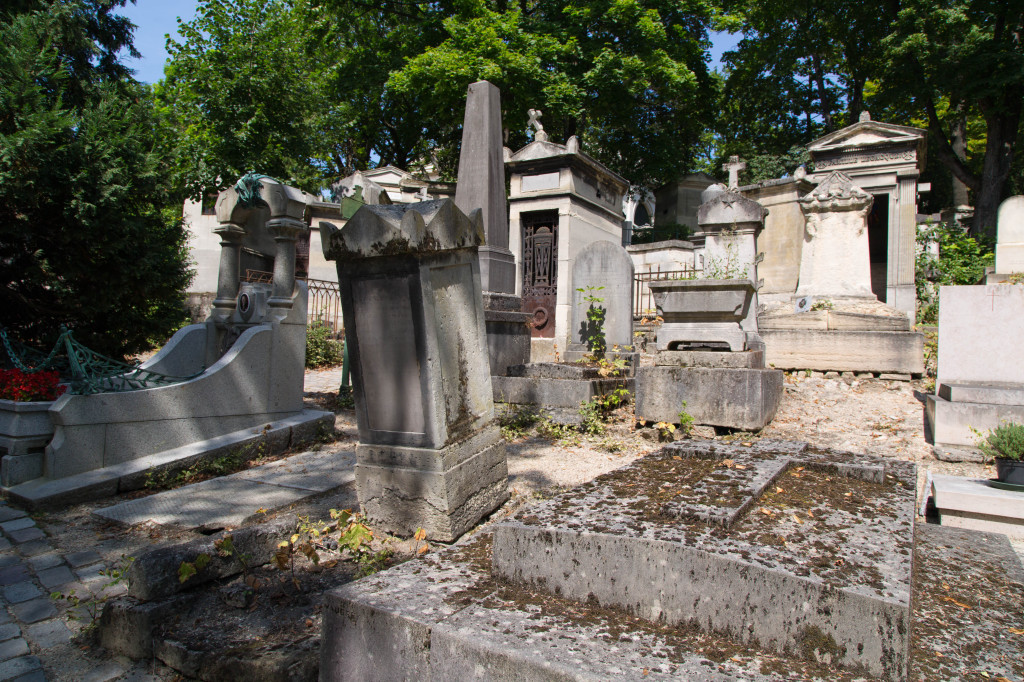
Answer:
[570,241,634,350]
[995,195,1024,277]
[320,199,509,541]
[795,171,875,300]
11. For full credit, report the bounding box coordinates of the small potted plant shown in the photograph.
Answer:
[976,422,1024,485]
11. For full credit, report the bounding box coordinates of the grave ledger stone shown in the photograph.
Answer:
[320,199,509,542]
[453,80,531,375]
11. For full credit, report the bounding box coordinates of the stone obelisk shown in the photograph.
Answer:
[454,80,530,375]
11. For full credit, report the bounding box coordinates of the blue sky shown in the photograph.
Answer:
[121,0,740,85]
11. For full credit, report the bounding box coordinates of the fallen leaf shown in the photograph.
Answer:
[734,464,747,470]
[792,515,803,524]
[672,456,682,461]
[721,459,735,468]
[844,492,853,497]
[417,543,430,555]
[305,618,314,628]
[1008,627,1024,635]
[941,596,971,609]
[760,507,774,516]
[806,510,814,518]
[775,487,784,494]
[741,442,752,447]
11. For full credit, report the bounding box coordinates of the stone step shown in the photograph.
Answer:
[491,441,915,680]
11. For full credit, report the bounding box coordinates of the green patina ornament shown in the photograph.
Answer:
[233,172,277,208]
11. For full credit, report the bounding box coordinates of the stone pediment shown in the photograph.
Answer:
[508,139,573,162]
[362,166,414,185]
[808,120,925,154]
[697,189,767,227]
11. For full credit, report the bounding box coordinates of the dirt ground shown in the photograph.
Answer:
[21,369,1020,680]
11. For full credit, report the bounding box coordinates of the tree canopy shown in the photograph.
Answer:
[0,0,192,357]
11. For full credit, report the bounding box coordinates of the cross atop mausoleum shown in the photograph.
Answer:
[722,155,746,189]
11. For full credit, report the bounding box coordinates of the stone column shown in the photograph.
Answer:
[267,217,306,309]
[211,223,245,318]
[890,171,919,315]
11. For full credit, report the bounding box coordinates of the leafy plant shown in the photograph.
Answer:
[146,426,271,490]
[576,286,607,356]
[51,555,134,629]
[809,298,834,311]
[655,421,677,441]
[678,401,695,437]
[306,321,342,368]
[916,222,994,324]
[273,509,389,586]
[974,422,1024,462]
[578,399,606,436]
[498,405,541,440]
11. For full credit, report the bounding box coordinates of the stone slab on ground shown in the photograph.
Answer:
[492,441,916,680]
[760,329,924,374]
[4,409,334,510]
[93,447,355,530]
[930,474,1024,539]
[322,518,1022,681]
[634,366,783,430]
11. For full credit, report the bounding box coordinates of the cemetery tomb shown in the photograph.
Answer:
[506,119,629,360]
[3,175,332,507]
[635,186,783,430]
[758,171,924,375]
[992,195,1024,280]
[321,440,935,682]
[320,199,509,542]
[926,283,1024,461]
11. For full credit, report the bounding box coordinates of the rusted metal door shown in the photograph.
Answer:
[522,212,558,338]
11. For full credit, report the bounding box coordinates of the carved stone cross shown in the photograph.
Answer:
[527,108,548,142]
[722,155,747,189]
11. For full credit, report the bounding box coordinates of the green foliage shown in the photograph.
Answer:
[702,243,751,279]
[629,222,692,245]
[678,400,695,437]
[975,423,1024,462]
[578,399,606,436]
[577,286,607,356]
[305,321,342,369]
[0,2,193,358]
[146,427,271,490]
[498,405,542,441]
[51,554,134,628]
[916,222,994,323]
[809,299,834,311]
[156,0,336,198]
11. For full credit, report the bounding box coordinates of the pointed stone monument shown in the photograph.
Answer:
[454,80,530,376]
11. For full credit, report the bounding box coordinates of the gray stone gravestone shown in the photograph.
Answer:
[320,199,509,541]
[570,241,634,351]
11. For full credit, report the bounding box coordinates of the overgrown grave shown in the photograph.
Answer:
[320,439,950,681]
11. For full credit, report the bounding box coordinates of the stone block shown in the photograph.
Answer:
[655,349,764,368]
[484,309,531,377]
[939,382,1024,405]
[570,241,634,348]
[6,528,43,544]
[926,394,1024,452]
[635,366,783,430]
[492,443,916,680]
[0,454,42,488]
[99,595,195,659]
[0,519,34,533]
[35,565,74,589]
[24,619,70,649]
[2,582,40,604]
[492,375,633,409]
[930,475,1024,540]
[0,638,27,661]
[0,655,40,680]
[0,625,19,643]
[125,518,293,601]
[937,285,1024,387]
[10,599,56,624]
[760,329,924,374]
[355,426,509,542]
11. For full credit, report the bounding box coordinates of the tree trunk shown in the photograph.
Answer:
[949,106,969,207]
[972,88,1022,242]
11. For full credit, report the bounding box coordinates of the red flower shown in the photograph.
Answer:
[0,369,67,402]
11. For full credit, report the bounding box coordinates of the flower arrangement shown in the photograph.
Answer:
[0,369,66,402]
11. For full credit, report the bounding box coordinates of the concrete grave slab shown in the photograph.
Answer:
[635,366,782,430]
[492,441,916,680]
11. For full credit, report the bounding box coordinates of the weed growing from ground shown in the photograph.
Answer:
[51,555,134,630]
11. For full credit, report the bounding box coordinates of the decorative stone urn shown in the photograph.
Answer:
[0,400,54,486]
[650,278,757,351]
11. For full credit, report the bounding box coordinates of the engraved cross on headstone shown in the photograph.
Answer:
[722,155,747,189]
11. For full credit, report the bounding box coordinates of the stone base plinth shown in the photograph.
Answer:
[926,382,1024,461]
[635,366,783,430]
[355,425,509,542]
[483,293,531,376]
[931,475,1024,540]
[760,329,924,374]
[655,349,764,369]
[492,362,633,408]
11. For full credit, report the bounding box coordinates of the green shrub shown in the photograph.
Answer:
[306,322,342,368]
[916,223,994,324]
[976,422,1024,462]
